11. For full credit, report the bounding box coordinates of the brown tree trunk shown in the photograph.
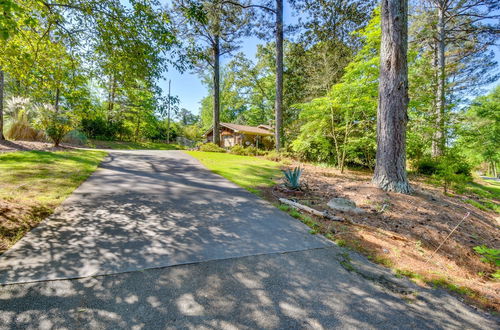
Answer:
[274,0,283,151]
[109,77,116,111]
[372,0,412,194]
[54,87,60,113]
[167,80,171,144]
[212,35,221,146]
[0,69,5,140]
[135,113,141,142]
[432,3,446,157]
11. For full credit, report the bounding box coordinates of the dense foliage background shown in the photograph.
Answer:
[0,0,498,176]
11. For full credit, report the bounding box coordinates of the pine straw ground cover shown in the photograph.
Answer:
[0,150,106,253]
[261,163,500,312]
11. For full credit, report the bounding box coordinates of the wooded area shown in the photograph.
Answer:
[0,0,499,193]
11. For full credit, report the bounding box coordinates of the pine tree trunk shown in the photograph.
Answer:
[108,76,116,116]
[167,80,171,144]
[0,69,5,140]
[213,35,221,146]
[274,0,283,151]
[432,4,446,157]
[372,0,412,194]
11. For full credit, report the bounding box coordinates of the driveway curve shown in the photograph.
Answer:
[0,150,330,284]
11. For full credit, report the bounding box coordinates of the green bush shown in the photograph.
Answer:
[245,146,265,156]
[414,157,440,175]
[229,145,247,155]
[63,130,88,145]
[264,150,281,161]
[199,142,226,153]
[414,153,472,193]
[229,145,266,156]
[432,154,472,193]
[36,107,74,147]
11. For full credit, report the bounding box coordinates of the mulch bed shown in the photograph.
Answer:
[261,162,500,311]
[0,140,75,153]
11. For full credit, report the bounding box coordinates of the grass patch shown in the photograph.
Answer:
[429,278,477,298]
[464,199,499,213]
[186,151,281,195]
[0,150,106,252]
[459,179,499,213]
[88,140,184,150]
[395,269,425,281]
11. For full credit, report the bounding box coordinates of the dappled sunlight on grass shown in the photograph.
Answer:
[0,150,106,252]
[0,150,106,204]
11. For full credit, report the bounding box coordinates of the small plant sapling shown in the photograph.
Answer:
[282,166,302,190]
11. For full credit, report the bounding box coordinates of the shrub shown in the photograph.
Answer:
[63,130,88,146]
[432,154,472,193]
[230,145,246,155]
[229,145,266,156]
[80,117,128,140]
[414,157,440,175]
[36,106,74,147]
[199,142,225,153]
[6,120,44,141]
[4,96,44,141]
[282,166,302,190]
[245,146,265,156]
[264,150,281,162]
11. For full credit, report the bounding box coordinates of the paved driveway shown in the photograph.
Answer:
[0,150,497,329]
[0,151,329,284]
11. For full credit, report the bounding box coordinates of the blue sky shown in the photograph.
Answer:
[159,3,500,116]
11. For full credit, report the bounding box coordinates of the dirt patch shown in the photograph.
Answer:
[263,163,500,312]
[0,140,75,153]
[0,199,52,253]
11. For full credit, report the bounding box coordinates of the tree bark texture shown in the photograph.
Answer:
[54,87,60,113]
[432,4,446,156]
[274,0,283,151]
[0,69,5,140]
[213,35,221,146]
[372,0,412,194]
[167,80,171,144]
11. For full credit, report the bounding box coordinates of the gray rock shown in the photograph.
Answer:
[327,197,365,214]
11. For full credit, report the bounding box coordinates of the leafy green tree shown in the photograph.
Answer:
[457,85,500,177]
[291,10,380,171]
[35,105,74,147]
[412,0,499,156]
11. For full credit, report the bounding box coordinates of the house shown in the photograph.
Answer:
[204,122,274,149]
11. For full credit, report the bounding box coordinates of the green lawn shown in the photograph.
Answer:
[186,151,281,195]
[0,150,106,252]
[88,140,185,150]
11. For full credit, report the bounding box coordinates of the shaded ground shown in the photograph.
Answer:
[1,150,498,328]
[0,151,328,284]
[1,248,498,329]
[266,163,500,311]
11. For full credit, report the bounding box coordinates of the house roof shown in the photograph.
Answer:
[205,123,274,136]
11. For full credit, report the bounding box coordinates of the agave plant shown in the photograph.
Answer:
[282,166,302,190]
